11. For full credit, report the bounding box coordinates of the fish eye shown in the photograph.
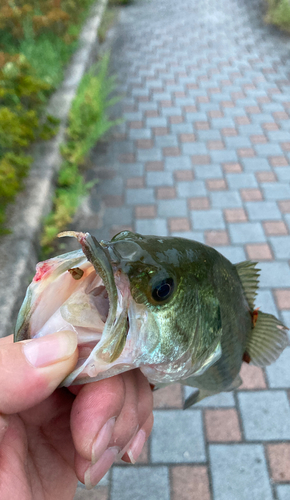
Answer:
[152,277,174,302]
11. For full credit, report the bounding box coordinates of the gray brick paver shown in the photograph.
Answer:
[80,0,290,497]
[210,445,273,500]
[151,410,206,463]
[238,391,290,440]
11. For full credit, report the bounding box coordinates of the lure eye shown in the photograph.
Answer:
[152,277,174,302]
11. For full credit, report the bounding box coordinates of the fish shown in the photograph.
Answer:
[15,230,289,408]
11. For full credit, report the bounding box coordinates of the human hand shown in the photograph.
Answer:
[0,332,153,499]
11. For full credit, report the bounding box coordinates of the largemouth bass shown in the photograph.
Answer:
[15,230,288,407]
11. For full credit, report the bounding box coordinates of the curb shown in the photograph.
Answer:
[0,0,108,338]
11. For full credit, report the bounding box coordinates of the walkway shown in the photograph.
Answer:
[75,0,290,498]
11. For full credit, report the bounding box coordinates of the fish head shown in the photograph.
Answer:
[15,231,223,386]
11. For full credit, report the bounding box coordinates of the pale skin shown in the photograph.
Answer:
[0,331,153,499]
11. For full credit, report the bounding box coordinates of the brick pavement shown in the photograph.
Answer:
[74,0,290,498]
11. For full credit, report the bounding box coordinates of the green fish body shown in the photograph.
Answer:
[15,231,288,407]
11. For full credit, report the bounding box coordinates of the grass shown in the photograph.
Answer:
[41,53,120,255]
[98,7,118,43]
[265,0,290,32]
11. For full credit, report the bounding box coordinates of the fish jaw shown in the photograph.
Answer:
[15,232,133,385]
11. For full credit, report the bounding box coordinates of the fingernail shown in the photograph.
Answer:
[0,414,9,444]
[85,447,119,490]
[23,331,77,368]
[91,417,116,464]
[127,429,146,464]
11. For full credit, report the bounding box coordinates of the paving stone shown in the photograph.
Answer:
[285,214,290,232]
[255,289,279,317]
[267,130,290,142]
[136,147,163,162]
[177,180,207,198]
[170,123,195,134]
[183,387,235,407]
[171,231,205,242]
[238,391,290,440]
[174,170,194,181]
[157,187,176,199]
[135,205,156,218]
[238,124,264,136]
[222,162,243,173]
[171,466,211,500]
[194,165,223,179]
[242,158,271,171]
[275,167,290,182]
[135,218,168,236]
[211,118,236,129]
[191,210,225,230]
[258,262,290,287]
[216,245,246,262]
[267,444,290,482]
[226,173,258,189]
[155,135,179,148]
[158,198,188,216]
[146,171,174,187]
[246,201,281,221]
[169,218,190,232]
[151,410,206,463]
[263,221,289,235]
[246,243,273,260]
[229,222,266,243]
[210,191,242,208]
[251,113,275,124]
[182,142,208,155]
[239,363,267,390]
[274,289,290,309]
[254,143,283,157]
[270,236,290,259]
[126,188,155,205]
[276,485,290,500]
[262,183,290,201]
[210,149,238,163]
[197,129,222,140]
[210,444,273,500]
[153,384,183,409]
[74,486,108,500]
[111,467,170,500]
[165,156,192,171]
[185,112,208,122]
[224,136,252,148]
[205,409,242,442]
[266,347,290,388]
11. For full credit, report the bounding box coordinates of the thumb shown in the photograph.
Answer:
[0,331,78,414]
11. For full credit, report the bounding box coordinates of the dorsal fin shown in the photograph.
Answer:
[235,260,260,310]
[245,311,289,366]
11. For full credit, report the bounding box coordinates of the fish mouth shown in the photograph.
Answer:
[15,231,132,386]
[57,231,132,386]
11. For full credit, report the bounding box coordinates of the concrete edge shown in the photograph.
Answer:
[0,0,108,338]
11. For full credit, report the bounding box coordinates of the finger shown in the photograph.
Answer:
[0,331,78,414]
[0,335,13,346]
[73,370,153,489]
[122,412,154,464]
[71,375,126,462]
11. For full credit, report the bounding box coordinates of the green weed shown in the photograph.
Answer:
[98,8,118,43]
[41,54,120,255]
[265,0,290,32]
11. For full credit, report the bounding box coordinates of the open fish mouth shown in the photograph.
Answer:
[15,231,133,386]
